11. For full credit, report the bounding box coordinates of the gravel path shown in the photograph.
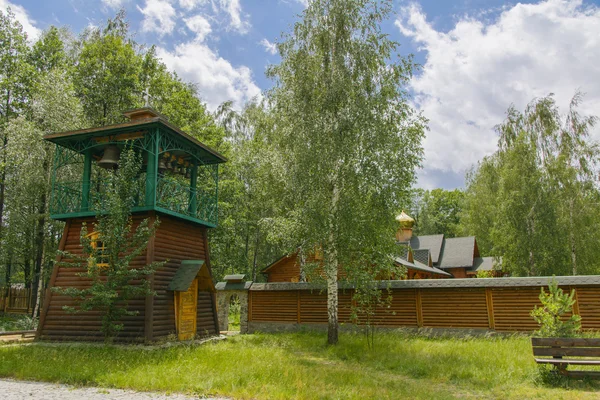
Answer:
[1,379,228,400]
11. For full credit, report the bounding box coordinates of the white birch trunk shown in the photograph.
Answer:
[326,178,340,345]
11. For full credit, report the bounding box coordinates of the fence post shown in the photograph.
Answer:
[415,289,423,328]
[485,287,495,330]
[297,290,301,324]
[571,286,581,317]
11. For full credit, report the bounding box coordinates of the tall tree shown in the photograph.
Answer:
[267,0,425,344]
[0,8,33,287]
[461,93,600,276]
[411,188,464,238]
[73,12,141,126]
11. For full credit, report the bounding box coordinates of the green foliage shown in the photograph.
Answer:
[73,12,141,126]
[409,188,464,237]
[1,333,600,398]
[475,270,494,278]
[531,278,581,337]
[0,10,224,307]
[461,93,600,276]
[0,314,36,332]
[267,0,425,344]
[55,146,164,340]
[228,296,241,331]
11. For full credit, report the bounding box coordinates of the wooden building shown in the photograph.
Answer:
[262,211,500,282]
[36,108,225,342]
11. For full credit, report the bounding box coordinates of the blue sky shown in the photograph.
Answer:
[3,0,600,190]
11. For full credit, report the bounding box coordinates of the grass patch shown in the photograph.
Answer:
[1,331,600,399]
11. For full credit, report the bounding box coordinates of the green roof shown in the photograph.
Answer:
[167,260,205,291]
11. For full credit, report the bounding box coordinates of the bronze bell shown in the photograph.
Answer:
[97,145,120,169]
[158,157,167,174]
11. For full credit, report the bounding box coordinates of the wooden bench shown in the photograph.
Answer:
[532,337,600,379]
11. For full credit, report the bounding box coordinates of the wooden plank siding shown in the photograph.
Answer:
[266,256,301,283]
[247,285,600,333]
[420,288,488,328]
[575,287,600,330]
[491,287,542,331]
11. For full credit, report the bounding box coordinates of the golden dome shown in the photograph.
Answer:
[395,210,415,228]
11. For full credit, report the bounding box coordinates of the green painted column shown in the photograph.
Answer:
[81,149,92,211]
[145,130,158,207]
[188,161,198,215]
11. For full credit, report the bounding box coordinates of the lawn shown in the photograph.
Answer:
[1,331,599,399]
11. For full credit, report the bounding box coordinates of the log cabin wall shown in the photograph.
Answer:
[150,214,219,340]
[37,216,149,342]
[244,277,600,333]
[38,213,220,342]
[266,256,300,282]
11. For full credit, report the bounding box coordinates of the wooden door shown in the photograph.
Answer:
[175,278,198,340]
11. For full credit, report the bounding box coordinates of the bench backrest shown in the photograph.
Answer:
[532,337,600,358]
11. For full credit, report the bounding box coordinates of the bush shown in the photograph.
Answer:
[530,278,581,337]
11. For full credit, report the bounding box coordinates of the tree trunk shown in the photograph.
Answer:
[569,198,577,275]
[251,226,260,282]
[32,159,51,319]
[299,246,307,283]
[326,179,340,345]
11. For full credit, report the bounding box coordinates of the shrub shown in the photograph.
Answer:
[530,278,581,337]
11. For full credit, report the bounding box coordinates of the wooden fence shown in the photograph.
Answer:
[243,276,600,332]
[0,287,33,314]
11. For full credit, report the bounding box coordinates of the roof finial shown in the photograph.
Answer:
[142,86,151,108]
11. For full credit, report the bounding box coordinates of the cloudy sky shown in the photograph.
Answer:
[3,0,600,189]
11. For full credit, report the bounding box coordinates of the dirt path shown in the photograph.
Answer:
[1,379,228,400]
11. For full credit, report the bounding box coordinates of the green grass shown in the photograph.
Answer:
[1,331,600,399]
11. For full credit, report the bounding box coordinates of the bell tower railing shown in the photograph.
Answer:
[48,125,220,228]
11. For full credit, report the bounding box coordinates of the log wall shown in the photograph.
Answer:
[245,278,600,333]
[38,216,148,341]
[37,213,220,342]
[150,215,219,340]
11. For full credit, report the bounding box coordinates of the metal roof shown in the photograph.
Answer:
[473,257,494,271]
[395,258,452,277]
[44,116,227,165]
[413,249,431,266]
[246,275,600,291]
[215,281,253,290]
[223,274,246,282]
[167,260,205,291]
[410,234,444,264]
[438,237,476,269]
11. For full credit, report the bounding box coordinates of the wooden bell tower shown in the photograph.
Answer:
[36,108,226,342]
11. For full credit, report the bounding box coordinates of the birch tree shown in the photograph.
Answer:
[267,0,425,344]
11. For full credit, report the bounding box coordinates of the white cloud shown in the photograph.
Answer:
[101,0,127,10]
[178,0,207,11]
[156,41,261,110]
[137,0,177,36]
[184,14,211,42]
[0,0,40,40]
[397,0,600,187]
[219,0,250,34]
[260,38,277,55]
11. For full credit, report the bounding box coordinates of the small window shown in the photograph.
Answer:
[87,232,109,268]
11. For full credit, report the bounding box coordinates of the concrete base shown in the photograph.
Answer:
[248,321,517,337]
